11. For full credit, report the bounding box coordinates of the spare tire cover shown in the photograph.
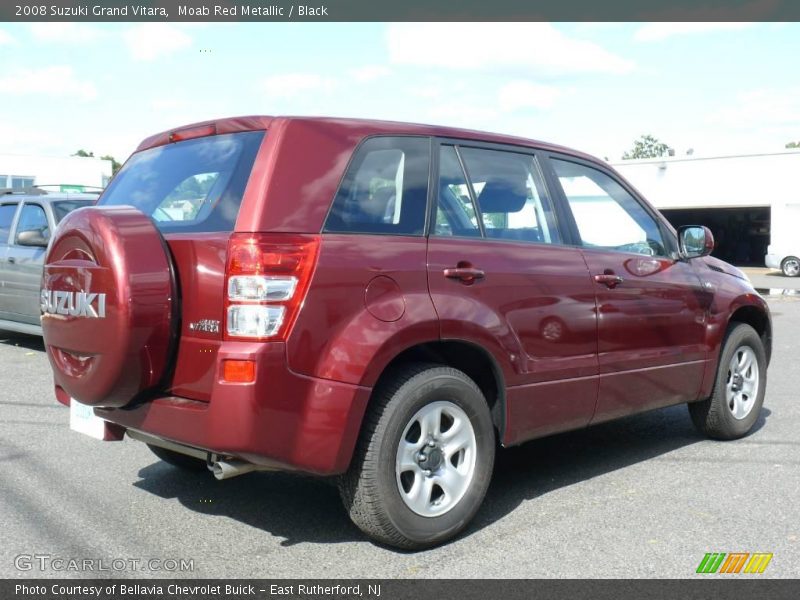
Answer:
[42,206,174,407]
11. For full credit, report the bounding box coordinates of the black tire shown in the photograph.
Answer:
[147,444,208,471]
[781,256,800,277]
[339,363,495,550]
[689,323,767,440]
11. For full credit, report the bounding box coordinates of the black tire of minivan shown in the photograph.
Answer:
[339,364,495,550]
[147,444,208,472]
[689,323,767,440]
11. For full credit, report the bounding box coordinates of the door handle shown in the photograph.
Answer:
[7,257,15,264]
[594,273,624,288]
[444,266,485,285]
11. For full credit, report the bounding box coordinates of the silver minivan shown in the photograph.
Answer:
[0,188,97,335]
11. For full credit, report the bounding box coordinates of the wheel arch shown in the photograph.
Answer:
[729,302,772,365]
[369,339,507,442]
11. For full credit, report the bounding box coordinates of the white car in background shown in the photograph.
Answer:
[765,246,800,277]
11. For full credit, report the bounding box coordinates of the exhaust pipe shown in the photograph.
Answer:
[210,459,258,480]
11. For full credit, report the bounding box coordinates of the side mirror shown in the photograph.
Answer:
[16,229,49,248]
[677,225,714,259]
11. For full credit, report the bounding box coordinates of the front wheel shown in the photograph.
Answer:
[689,323,767,440]
[339,364,495,549]
[781,256,800,277]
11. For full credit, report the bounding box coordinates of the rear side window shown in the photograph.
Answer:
[52,199,95,223]
[435,145,561,245]
[100,131,264,233]
[0,203,18,243]
[324,136,430,236]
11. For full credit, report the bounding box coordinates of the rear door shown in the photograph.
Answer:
[0,202,20,321]
[427,142,599,445]
[544,155,709,423]
[4,201,51,323]
[98,130,265,401]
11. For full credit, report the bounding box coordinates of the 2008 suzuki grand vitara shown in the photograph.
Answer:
[41,116,771,549]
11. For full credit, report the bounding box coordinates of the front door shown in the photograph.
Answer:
[546,156,710,423]
[4,202,50,323]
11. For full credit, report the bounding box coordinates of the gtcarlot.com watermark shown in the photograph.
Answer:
[14,553,195,573]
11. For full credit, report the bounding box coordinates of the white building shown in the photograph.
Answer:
[612,150,800,266]
[0,153,113,192]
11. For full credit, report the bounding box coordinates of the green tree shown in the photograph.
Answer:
[73,149,122,175]
[786,141,800,149]
[622,135,674,160]
[100,154,122,174]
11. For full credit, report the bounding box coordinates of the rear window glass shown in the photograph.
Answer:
[53,199,95,223]
[99,131,264,233]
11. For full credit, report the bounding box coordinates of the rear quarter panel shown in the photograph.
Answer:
[287,235,439,386]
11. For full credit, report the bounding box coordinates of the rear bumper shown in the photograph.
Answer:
[765,253,782,270]
[95,342,371,475]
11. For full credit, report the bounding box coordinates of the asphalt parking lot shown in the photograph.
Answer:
[1,294,798,579]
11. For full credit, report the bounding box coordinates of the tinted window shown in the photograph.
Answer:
[52,199,95,223]
[436,146,561,244]
[434,146,480,237]
[15,204,49,242]
[0,204,18,243]
[324,137,430,235]
[552,159,667,257]
[100,131,264,233]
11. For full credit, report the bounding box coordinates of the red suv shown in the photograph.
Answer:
[42,117,771,549]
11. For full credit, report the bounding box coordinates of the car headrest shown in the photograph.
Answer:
[478,180,527,213]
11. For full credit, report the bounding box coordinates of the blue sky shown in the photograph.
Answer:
[0,22,798,163]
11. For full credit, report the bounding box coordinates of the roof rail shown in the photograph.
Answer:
[0,187,47,196]
[0,185,103,196]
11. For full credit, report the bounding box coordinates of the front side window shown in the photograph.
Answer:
[0,204,18,243]
[15,204,49,242]
[552,159,668,257]
[324,137,430,235]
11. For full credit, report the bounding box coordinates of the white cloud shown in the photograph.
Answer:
[30,23,104,44]
[387,23,634,74]
[0,121,62,154]
[260,73,336,99]
[123,24,192,61]
[498,80,561,111]
[711,88,800,129]
[349,65,391,82]
[634,22,753,42]
[0,66,97,100]
[0,29,15,45]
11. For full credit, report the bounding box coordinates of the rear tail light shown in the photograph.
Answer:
[224,233,319,340]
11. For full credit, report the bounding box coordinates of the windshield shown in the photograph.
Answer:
[100,131,264,233]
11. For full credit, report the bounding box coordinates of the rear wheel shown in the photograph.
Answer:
[147,444,207,472]
[689,323,766,440]
[339,364,495,549]
[781,256,800,277]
